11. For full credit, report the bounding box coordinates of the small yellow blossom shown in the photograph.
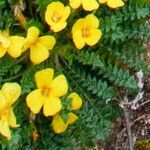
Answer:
[68,92,82,110]
[98,0,124,9]
[52,92,82,134]
[32,129,38,143]
[69,0,99,11]
[0,31,25,58]
[45,2,70,32]
[72,14,102,49]
[0,83,21,140]
[16,11,26,27]
[23,26,56,64]
[26,68,68,117]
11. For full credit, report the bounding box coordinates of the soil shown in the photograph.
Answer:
[109,44,150,150]
[89,76,150,150]
[113,77,150,150]
[88,44,150,150]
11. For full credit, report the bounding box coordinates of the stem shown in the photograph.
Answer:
[123,107,133,150]
[54,54,61,71]
[114,87,133,150]
[3,73,22,82]
[17,52,29,64]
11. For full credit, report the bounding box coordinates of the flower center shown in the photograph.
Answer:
[42,88,50,97]
[82,28,89,37]
[52,14,61,23]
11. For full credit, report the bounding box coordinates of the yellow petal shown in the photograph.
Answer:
[107,0,124,9]
[26,89,44,114]
[0,34,11,48]
[50,75,68,97]
[45,3,56,26]
[0,91,7,115]
[67,113,78,125]
[52,114,67,134]
[69,0,81,9]
[0,33,10,57]
[7,108,19,128]
[0,44,6,57]
[85,29,102,46]
[53,2,64,14]
[85,14,100,29]
[27,26,39,43]
[2,83,21,105]
[0,116,11,140]
[82,0,99,11]
[73,30,85,49]
[0,90,7,106]
[62,6,71,21]
[35,68,54,89]
[68,92,82,110]
[30,42,49,64]
[47,2,65,17]
[98,0,107,4]
[43,96,62,116]
[51,21,67,32]
[38,36,56,50]
[24,26,40,50]
[72,18,85,33]
[7,36,25,58]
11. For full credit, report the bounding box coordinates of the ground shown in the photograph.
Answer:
[90,47,150,150]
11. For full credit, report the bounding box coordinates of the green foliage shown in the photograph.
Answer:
[0,0,149,149]
[25,19,46,33]
[75,51,138,91]
[0,56,17,76]
[63,65,115,100]
[0,0,15,29]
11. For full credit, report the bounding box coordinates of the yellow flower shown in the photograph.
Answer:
[52,113,78,134]
[69,0,99,11]
[45,2,70,32]
[23,26,56,64]
[26,68,68,116]
[0,83,21,140]
[68,92,82,110]
[98,0,124,9]
[52,92,82,134]
[0,31,25,58]
[72,14,102,49]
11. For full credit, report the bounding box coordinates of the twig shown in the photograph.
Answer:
[3,73,22,82]
[115,125,127,150]
[114,87,134,150]
[115,115,145,150]
[123,106,133,150]
[136,99,150,109]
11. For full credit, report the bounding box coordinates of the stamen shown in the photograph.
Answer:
[42,88,50,97]
[82,29,89,37]
[52,14,61,23]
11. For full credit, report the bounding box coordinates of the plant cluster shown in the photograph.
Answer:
[0,0,149,149]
